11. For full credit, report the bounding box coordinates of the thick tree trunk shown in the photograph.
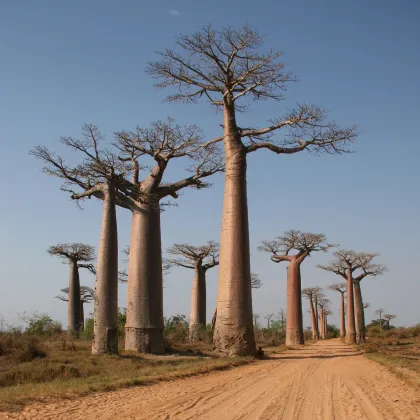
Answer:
[213,102,255,356]
[189,265,206,341]
[314,296,320,338]
[285,260,304,345]
[125,202,164,354]
[92,185,119,355]
[309,297,318,340]
[80,301,84,331]
[340,293,346,338]
[353,281,366,344]
[68,261,81,335]
[319,311,325,339]
[345,270,356,344]
[324,313,328,339]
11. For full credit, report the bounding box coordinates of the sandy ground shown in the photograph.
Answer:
[2,339,420,420]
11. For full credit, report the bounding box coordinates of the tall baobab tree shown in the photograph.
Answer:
[318,250,387,344]
[165,241,219,341]
[47,243,95,335]
[375,308,385,332]
[302,287,322,340]
[259,230,335,345]
[265,313,274,329]
[328,283,347,338]
[31,125,133,354]
[318,298,331,339]
[115,119,223,353]
[56,286,95,329]
[148,26,358,355]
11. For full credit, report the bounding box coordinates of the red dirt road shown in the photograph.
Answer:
[2,339,420,419]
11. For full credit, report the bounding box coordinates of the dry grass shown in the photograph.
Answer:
[0,335,251,412]
[363,336,420,389]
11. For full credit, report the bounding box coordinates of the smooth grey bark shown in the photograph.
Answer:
[125,202,164,354]
[189,264,207,341]
[353,281,366,344]
[213,102,255,356]
[92,185,119,355]
[68,261,81,335]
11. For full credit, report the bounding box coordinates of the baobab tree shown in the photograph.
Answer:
[265,313,274,329]
[32,125,132,354]
[328,283,347,338]
[318,250,387,344]
[47,243,95,335]
[302,287,322,340]
[259,230,335,345]
[384,314,396,328]
[318,298,331,339]
[56,286,95,329]
[148,26,358,355]
[277,309,286,334]
[375,308,385,332]
[165,241,219,341]
[115,119,223,353]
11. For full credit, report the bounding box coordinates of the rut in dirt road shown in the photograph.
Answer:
[4,339,420,420]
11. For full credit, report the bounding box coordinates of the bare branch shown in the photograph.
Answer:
[251,273,262,289]
[47,243,95,263]
[259,230,336,265]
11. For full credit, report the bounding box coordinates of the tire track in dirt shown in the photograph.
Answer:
[2,339,420,420]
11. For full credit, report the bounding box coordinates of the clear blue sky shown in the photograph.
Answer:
[1,0,419,330]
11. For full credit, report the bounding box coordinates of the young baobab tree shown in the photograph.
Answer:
[259,230,335,345]
[302,287,322,340]
[56,286,95,329]
[384,314,396,328]
[148,26,358,355]
[318,250,387,344]
[47,243,95,335]
[328,283,347,338]
[375,308,385,332]
[115,119,223,353]
[31,125,134,354]
[165,241,219,341]
[265,313,274,329]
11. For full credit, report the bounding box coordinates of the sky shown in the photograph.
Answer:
[1,0,419,330]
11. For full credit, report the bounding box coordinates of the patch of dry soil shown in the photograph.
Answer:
[2,339,420,419]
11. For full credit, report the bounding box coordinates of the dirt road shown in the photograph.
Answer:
[3,339,420,419]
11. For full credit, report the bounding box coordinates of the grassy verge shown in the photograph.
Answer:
[0,338,251,412]
[363,339,420,389]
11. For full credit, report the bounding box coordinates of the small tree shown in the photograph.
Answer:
[56,286,95,330]
[253,313,260,329]
[384,314,396,328]
[328,283,347,338]
[165,241,219,341]
[148,25,358,356]
[317,298,331,339]
[47,243,95,335]
[260,230,335,345]
[302,287,322,340]
[318,250,387,344]
[277,309,286,333]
